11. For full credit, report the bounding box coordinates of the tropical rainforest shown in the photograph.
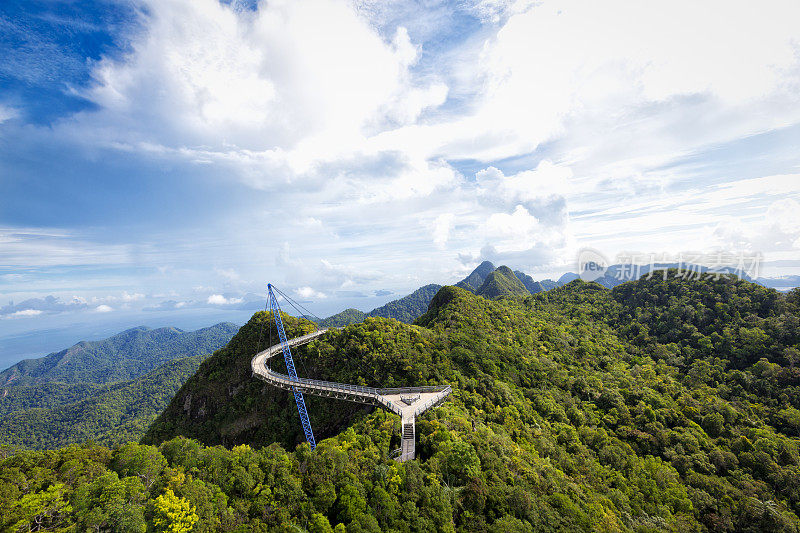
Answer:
[0,354,209,450]
[0,323,238,450]
[2,272,800,532]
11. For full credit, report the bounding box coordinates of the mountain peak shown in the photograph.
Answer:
[455,261,496,293]
[476,265,530,299]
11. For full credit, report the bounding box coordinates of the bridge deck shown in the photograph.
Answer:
[251,328,451,461]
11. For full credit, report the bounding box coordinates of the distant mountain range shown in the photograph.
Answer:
[0,322,239,449]
[0,322,239,386]
[757,275,800,290]
[313,261,799,328]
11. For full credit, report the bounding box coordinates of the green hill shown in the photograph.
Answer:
[0,354,209,449]
[319,284,443,327]
[513,269,546,293]
[368,283,442,322]
[3,277,800,532]
[0,322,238,386]
[141,314,385,449]
[318,308,367,327]
[476,265,530,298]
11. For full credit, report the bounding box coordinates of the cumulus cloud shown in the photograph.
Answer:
[451,0,800,162]
[5,309,43,319]
[485,205,544,252]
[94,304,113,313]
[476,161,572,225]
[71,0,446,178]
[0,295,89,317]
[295,286,327,299]
[143,300,188,311]
[207,294,244,305]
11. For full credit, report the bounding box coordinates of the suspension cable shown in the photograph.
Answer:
[268,285,319,378]
[272,286,325,326]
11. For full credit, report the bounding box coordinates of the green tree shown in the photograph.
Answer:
[153,489,198,533]
[308,512,334,533]
[12,483,72,532]
[441,440,481,486]
[112,443,167,489]
[74,471,146,532]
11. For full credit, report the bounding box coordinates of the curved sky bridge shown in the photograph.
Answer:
[251,327,451,462]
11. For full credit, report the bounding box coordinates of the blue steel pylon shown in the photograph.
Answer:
[267,284,316,450]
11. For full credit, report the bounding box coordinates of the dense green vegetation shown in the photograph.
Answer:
[3,274,800,531]
[476,265,530,299]
[538,278,559,291]
[319,308,368,328]
[0,382,103,416]
[0,323,238,386]
[368,284,442,323]
[142,315,373,450]
[514,270,546,294]
[0,355,209,449]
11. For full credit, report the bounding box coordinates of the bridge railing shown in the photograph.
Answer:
[261,367,381,397]
[377,385,449,394]
[394,450,415,462]
[413,385,452,416]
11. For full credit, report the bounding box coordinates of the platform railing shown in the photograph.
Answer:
[413,385,452,417]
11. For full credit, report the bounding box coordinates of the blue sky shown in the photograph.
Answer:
[2,0,800,365]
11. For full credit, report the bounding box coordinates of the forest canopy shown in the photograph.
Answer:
[2,273,800,532]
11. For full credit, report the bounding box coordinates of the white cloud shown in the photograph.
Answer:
[713,198,800,253]
[486,205,545,252]
[0,295,90,316]
[0,227,134,267]
[0,104,18,124]
[121,291,145,302]
[5,0,800,316]
[215,268,240,282]
[767,198,800,235]
[206,294,243,305]
[476,161,572,221]
[432,213,455,248]
[450,0,800,161]
[295,286,327,299]
[94,304,113,313]
[73,0,446,175]
[8,309,43,318]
